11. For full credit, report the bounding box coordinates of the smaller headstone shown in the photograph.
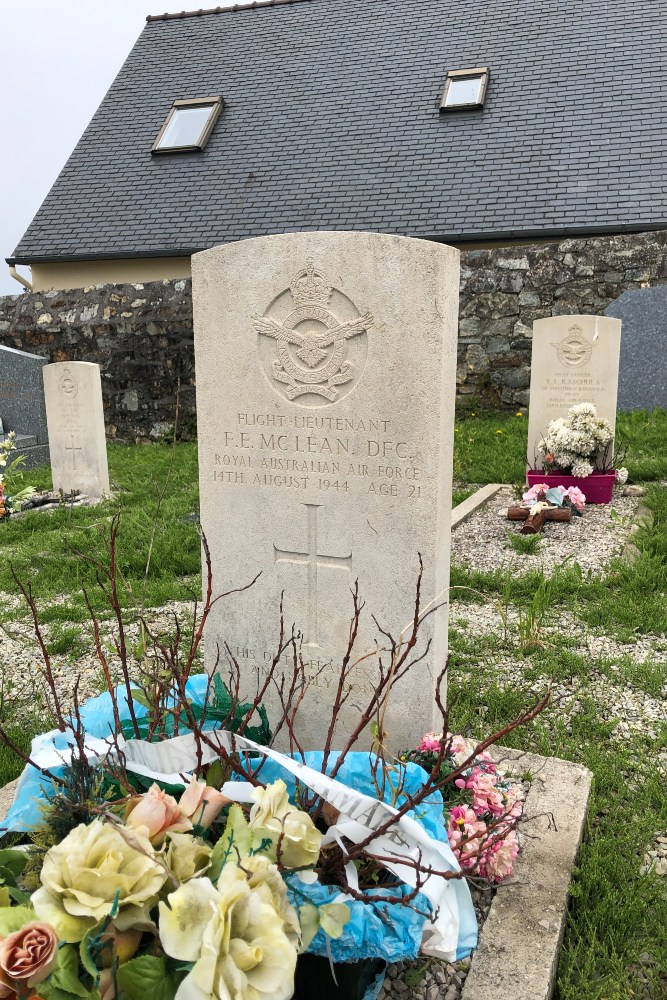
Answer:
[0,345,50,468]
[43,362,110,499]
[526,315,621,469]
[605,285,667,411]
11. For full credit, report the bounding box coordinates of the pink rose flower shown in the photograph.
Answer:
[447,734,468,756]
[447,805,488,870]
[455,769,505,817]
[480,831,519,883]
[522,484,551,503]
[564,486,586,511]
[125,784,192,845]
[471,772,505,817]
[0,921,59,990]
[178,778,230,830]
[417,732,442,753]
[98,969,117,1000]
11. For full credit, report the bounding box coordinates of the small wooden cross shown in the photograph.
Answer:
[507,503,571,534]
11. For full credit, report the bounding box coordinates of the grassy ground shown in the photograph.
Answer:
[1,412,666,997]
[454,407,667,485]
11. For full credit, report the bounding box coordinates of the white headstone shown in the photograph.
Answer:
[43,362,110,499]
[527,315,622,468]
[193,232,459,749]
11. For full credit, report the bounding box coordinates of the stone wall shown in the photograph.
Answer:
[1,230,666,437]
[457,230,667,407]
[0,279,195,440]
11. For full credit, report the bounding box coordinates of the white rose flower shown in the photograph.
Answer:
[32,819,167,942]
[159,867,296,1000]
[615,467,629,485]
[249,780,322,870]
[163,832,212,883]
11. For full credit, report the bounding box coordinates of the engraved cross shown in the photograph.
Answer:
[274,503,351,647]
[65,436,82,470]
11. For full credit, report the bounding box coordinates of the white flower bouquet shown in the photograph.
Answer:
[537,403,613,479]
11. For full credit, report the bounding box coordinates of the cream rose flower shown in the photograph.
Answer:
[31,819,168,942]
[241,855,301,948]
[163,832,212,883]
[249,780,322,870]
[159,866,296,1000]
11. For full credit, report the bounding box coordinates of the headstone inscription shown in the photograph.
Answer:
[42,362,110,500]
[605,285,667,411]
[526,315,622,470]
[193,232,459,749]
[0,345,49,468]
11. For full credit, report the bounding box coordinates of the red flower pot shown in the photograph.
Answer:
[526,470,615,505]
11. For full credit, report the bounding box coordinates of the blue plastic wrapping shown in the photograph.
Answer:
[255,751,477,963]
[3,682,478,964]
[2,677,207,832]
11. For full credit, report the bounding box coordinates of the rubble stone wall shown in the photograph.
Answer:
[1,230,666,437]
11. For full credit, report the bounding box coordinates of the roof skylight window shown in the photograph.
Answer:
[440,68,489,111]
[152,97,223,153]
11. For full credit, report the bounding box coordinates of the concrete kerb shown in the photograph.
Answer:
[452,484,505,529]
[0,751,590,1000]
[462,749,592,1000]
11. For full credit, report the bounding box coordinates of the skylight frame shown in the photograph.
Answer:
[151,96,223,154]
[440,68,490,111]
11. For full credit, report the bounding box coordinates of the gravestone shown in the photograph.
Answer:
[526,315,622,469]
[605,285,667,411]
[42,362,110,499]
[193,232,459,748]
[0,345,49,468]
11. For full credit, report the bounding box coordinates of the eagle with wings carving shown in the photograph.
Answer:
[252,312,373,368]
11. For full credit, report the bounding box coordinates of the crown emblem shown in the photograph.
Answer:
[289,261,333,309]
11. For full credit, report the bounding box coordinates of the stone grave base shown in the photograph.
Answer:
[461,749,592,1000]
[451,484,504,528]
[8,490,96,519]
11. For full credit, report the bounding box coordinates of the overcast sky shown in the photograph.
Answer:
[0,0,242,296]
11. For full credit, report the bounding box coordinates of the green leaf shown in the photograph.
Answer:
[298,904,320,952]
[129,688,152,711]
[116,955,179,1000]
[46,944,91,997]
[0,848,28,880]
[0,904,35,935]
[209,804,252,881]
[7,886,30,905]
[318,903,351,940]
[205,759,224,790]
[79,924,103,981]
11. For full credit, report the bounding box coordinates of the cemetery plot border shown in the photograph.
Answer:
[461,750,592,1000]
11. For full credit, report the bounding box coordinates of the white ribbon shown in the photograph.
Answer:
[22,726,465,959]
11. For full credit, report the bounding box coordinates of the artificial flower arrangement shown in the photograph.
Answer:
[0,432,35,520]
[522,482,586,516]
[0,522,548,1000]
[401,733,524,884]
[529,402,627,504]
[537,402,613,480]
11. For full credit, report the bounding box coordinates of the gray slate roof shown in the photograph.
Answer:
[11,0,667,263]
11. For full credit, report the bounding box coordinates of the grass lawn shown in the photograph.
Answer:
[1,410,666,997]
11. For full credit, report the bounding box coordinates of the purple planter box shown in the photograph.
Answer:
[526,471,616,505]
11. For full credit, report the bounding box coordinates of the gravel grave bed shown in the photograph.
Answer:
[451,485,639,577]
[378,884,493,1000]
